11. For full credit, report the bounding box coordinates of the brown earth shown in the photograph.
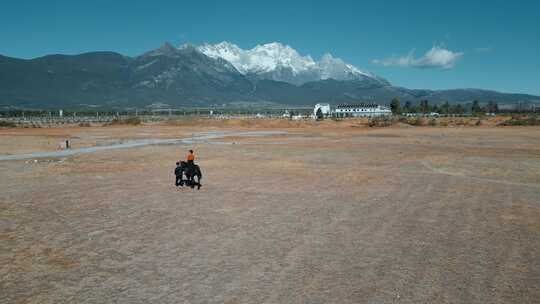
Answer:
[1,121,539,304]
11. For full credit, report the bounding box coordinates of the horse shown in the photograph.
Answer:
[179,161,202,189]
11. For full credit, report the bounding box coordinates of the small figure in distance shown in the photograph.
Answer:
[185,150,202,190]
[186,149,196,188]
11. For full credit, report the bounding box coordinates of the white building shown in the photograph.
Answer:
[334,103,392,118]
[313,103,331,117]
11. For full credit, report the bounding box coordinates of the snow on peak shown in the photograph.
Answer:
[319,53,372,80]
[198,42,246,71]
[248,42,316,73]
[197,41,383,85]
[198,41,315,75]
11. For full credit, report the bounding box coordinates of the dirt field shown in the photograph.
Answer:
[1,121,539,304]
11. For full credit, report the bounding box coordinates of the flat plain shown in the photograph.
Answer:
[1,120,539,304]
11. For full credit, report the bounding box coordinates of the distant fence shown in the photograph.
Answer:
[0,112,310,126]
[2,111,532,127]
[1,115,127,126]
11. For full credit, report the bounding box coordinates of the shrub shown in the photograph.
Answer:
[498,116,540,126]
[79,122,91,127]
[123,117,142,125]
[0,120,17,128]
[407,117,426,126]
[455,119,467,126]
[428,118,437,126]
[368,116,395,127]
[107,117,142,126]
[398,116,409,124]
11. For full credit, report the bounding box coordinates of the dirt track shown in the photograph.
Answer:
[1,124,539,303]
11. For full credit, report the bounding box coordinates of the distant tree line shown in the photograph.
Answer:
[389,98,514,115]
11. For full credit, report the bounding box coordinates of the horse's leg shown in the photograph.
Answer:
[196,174,202,189]
[186,172,192,186]
[188,174,195,188]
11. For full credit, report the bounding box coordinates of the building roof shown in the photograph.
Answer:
[336,103,379,108]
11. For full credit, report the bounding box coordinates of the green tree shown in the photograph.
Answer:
[390,98,401,115]
[316,108,324,120]
[453,104,465,114]
[420,100,430,113]
[404,101,412,113]
[471,100,482,115]
[487,100,499,113]
[440,101,450,114]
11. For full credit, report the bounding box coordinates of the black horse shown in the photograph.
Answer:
[178,161,202,189]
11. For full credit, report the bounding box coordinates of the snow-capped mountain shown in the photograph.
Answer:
[3,41,537,108]
[197,42,389,86]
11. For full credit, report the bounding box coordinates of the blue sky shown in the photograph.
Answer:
[1,0,539,95]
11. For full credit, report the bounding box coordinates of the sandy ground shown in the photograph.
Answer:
[1,123,539,304]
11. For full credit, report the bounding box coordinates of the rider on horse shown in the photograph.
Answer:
[176,149,202,189]
[187,149,195,165]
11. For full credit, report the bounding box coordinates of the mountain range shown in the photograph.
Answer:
[197,42,390,86]
[1,42,538,109]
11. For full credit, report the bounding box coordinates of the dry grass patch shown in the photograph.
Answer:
[498,116,540,126]
[105,117,142,126]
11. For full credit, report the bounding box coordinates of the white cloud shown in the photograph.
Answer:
[373,46,464,69]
